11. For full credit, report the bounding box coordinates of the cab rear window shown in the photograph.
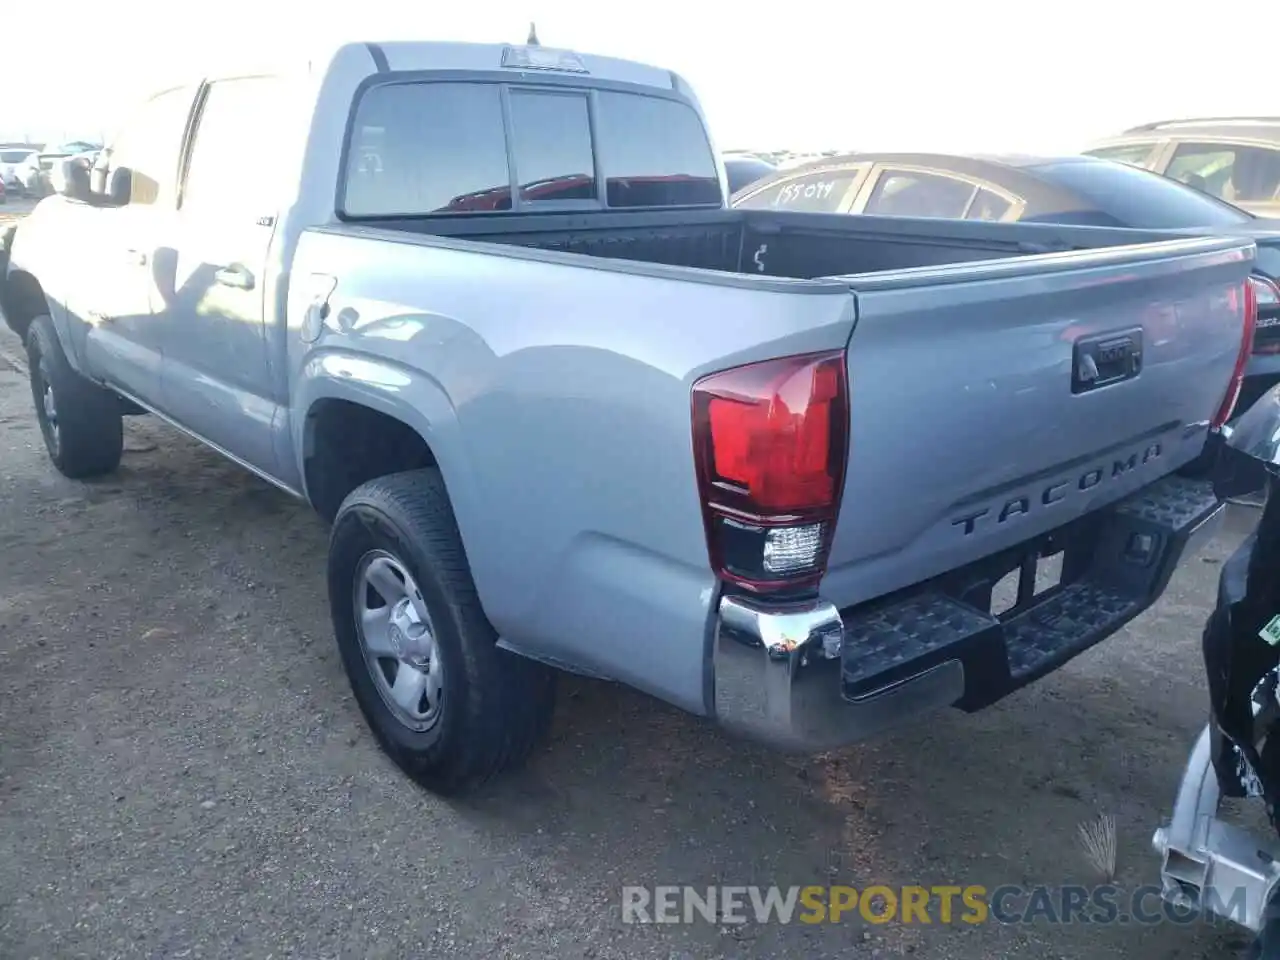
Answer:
[341,80,722,217]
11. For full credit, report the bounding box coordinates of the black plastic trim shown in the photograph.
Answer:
[839,474,1223,710]
[366,43,390,73]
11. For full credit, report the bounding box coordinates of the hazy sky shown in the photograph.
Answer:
[4,0,1272,154]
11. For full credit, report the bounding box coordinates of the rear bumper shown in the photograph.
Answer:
[713,473,1224,751]
[714,595,966,751]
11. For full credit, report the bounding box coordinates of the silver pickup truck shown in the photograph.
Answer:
[0,40,1262,794]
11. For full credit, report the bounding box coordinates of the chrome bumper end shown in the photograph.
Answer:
[712,594,965,752]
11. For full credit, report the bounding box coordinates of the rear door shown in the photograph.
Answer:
[159,75,291,474]
[820,237,1254,608]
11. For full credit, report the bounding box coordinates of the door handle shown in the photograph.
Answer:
[213,264,255,290]
[124,248,147,266]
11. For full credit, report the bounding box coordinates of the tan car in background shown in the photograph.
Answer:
[1085,117,1280,219]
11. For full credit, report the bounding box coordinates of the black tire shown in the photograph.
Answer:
[1251,891,1280,959]
[25,315,123,479]
[328,469,556,794]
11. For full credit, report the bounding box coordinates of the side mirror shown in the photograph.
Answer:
[51,156,91,202]
[106,166,132,206]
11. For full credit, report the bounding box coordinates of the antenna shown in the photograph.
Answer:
[527,22,540,46]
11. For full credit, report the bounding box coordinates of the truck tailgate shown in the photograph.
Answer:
[821,235,1254,610]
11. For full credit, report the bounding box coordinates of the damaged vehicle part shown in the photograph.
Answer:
[1156,384,1280,946]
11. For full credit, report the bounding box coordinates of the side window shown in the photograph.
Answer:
[864,170,976,218]
[966,188,1012,221]
[1166,142,1280,205]
[182,76,289,217]
[593,91,721,207]
[734,170,861,212]
[343,82,510,215]
[1086,144,1157,168]
[106,85,197,206]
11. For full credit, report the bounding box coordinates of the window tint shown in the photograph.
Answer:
[345,82,510,215]
[1085,144,1157,168]
[508,90,596,204]
[183,76,289,215]
[0,150,33,164]
[966,188,1012,221]
[1032,159,1252,228]
[590,90,719,208]
[864,170,976,218]
[341,83,720,215]
[108,85,196,206]
[734,170,859,212]
[1166,142,1280,205]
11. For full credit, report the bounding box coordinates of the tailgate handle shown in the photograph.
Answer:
[1072,328,1143,394]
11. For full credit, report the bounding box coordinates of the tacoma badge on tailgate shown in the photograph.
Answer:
[950,439,1164,535]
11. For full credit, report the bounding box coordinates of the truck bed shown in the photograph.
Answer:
[296,209,1253,714]
[350,207,1168,280]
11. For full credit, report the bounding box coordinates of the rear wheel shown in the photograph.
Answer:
[328,469,556,794]
[25,315,123,479]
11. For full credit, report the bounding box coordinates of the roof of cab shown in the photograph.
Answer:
[183,39,687,98]
[343,40,680,92]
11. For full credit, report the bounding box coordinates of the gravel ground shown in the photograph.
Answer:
[1,198,40,225]
[0,315,1265,959]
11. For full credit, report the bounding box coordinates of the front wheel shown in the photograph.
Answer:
[25,315,123,479]
[327,469,556,794]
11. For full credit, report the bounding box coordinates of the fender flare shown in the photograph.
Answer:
[292,352,493,604]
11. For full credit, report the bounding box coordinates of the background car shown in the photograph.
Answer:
[17,140,102,197]
[721,152,777,194]
[1084,118,1280,218]
[731,150,1280,411]
[0,148,35,196]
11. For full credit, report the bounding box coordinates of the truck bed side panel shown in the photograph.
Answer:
[288,228,856,712]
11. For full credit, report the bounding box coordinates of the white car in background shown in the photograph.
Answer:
[16,141,101,197]
[0,148,35,195]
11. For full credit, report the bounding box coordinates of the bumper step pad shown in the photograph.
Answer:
[840,475,1223,709]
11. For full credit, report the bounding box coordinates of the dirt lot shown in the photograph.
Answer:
[1,197,40,225]
[0,302,1264,958]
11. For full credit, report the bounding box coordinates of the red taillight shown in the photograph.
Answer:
[691,351,849,594]
[1213,277,1264,429]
